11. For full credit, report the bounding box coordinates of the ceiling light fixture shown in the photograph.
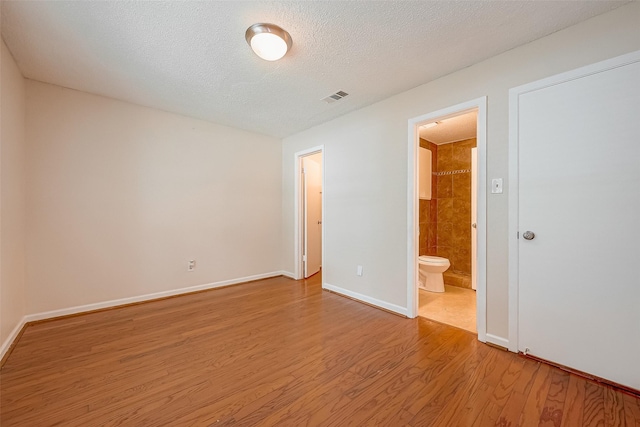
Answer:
[245,23,292,61]
[421,121,440,129]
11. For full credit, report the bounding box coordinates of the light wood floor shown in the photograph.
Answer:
[419,285,477,333]
[1,274,639,426]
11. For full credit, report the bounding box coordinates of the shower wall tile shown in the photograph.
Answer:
[437,198,453,223]
[437,222,453,246]
[428,228,437,250]
[419,221,428,255]
[453,198,471,219]
[419,199,429,225]
[437,176,453,198]
[431,143,438,197]
[436,245,452,261]
[433,137,476,283]
[437,143,453,171]
[430,196,438,220]
[443,270,472,289]
[452,140,475,170]
[453,173,471,198]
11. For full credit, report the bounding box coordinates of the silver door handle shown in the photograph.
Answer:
[523,231,535,240]
[471,223,477,229]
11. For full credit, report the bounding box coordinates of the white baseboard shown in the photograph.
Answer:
[323,282,409,317]
[280,271,296,279]
[1,271,285,361]
[0,316,28,362]
[25,271,285,323]
[486,333,511,351]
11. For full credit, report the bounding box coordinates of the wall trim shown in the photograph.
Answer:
[323,282,409,317]
[293,146,325,280]
[0,271,287,362]
[25,271,285,323]
[281,271,296,279]
[406,97,488,345]
[0,317,28,365]
[485,333,510,350]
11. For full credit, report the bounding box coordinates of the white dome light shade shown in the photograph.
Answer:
[245,23,292,61]
[251,33,288,61]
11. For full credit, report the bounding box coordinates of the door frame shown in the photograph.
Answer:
[407,97,487,343]
[294,146,325,280]
[508,50,640,353]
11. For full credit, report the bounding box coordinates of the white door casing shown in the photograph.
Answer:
[407,97,488,344]
[509,51,640,390]
[294,146,324,280]
[303,155,322,278]
[471,147,477,291]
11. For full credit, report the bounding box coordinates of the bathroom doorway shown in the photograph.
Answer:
[295,147,324,280]
[407,98,487,341]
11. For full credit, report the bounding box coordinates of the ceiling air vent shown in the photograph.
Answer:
[322,90,349,104]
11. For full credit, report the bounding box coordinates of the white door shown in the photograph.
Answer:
[303,155,322,278]
[513,52,640,390]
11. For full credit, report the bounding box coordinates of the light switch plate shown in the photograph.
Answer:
[491,178,503,194]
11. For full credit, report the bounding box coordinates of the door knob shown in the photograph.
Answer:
[523,231,535,240]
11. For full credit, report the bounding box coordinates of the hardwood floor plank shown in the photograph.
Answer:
[483,348,518,388]
[492,357,528,408]
[604,387,626,427]
[470,400,502,426]
[623,393,640,427]
[2,274,639,426]
[560,374,586,427]
[426,350,499,427]
[583,380,607,427]
[256,370,365,426]
[540,370,571,427]
[491,360,540,427]
[455,383,497,426]
[518,362,553,426]
[407,341,491,426]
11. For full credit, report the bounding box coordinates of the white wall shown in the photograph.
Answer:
[281,3,640,341]
[25,81,282,314]
[1,40,27,347]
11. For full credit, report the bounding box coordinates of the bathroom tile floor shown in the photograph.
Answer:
[418,285,476,333]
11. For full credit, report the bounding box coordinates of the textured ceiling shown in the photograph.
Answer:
[420,111,477,145]
[1,1,627,138]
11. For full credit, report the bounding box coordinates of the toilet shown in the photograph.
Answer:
[418,256,450,293]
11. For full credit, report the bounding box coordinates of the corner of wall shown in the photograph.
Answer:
[0,38,28,358]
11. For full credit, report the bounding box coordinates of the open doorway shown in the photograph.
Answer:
[417,111,478,332]
[294,147,324,280]
[407,98,487,341]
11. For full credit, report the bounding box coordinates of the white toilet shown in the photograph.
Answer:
[418,256,451,293]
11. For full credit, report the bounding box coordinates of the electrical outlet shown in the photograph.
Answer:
[188,260,196,272]
[356,265,363,276]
